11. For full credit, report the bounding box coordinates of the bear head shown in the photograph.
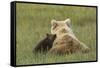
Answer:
[51,18,73,37]
[46,33,56,42]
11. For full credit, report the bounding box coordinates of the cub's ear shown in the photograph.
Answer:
[54,34,56,37]
[46,33,50,37]
[65,18,71,27]
[51,19,58,29]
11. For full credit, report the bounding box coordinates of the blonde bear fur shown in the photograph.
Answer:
[48,18,89,54]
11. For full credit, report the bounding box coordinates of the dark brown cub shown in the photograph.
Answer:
[33,33,56,53]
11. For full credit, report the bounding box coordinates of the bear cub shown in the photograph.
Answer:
[33,33,56,53]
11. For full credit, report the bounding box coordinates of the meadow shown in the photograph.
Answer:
[16,3,97,65]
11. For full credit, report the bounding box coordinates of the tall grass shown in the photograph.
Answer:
[16,3,97,65]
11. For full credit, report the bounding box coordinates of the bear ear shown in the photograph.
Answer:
[46,33,50,37]
[51,19,58,29]
[51,19,57,25]
[65,18,71,27]
[54,34,56,37]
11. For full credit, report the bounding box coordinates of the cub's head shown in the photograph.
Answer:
[46,33,56,42]
[51,18,72,36]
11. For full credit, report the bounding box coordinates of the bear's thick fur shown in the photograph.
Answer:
[33,33,56,53]
[48,19,89,54]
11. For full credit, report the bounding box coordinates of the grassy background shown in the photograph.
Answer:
[16,3,97,65]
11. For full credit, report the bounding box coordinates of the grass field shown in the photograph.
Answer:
[16,3,97,65]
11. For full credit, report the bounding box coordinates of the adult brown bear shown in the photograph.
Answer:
[48,18,89,54]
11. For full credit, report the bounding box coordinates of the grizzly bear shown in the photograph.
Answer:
[48,18,89,54]
[33,33,56,53]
